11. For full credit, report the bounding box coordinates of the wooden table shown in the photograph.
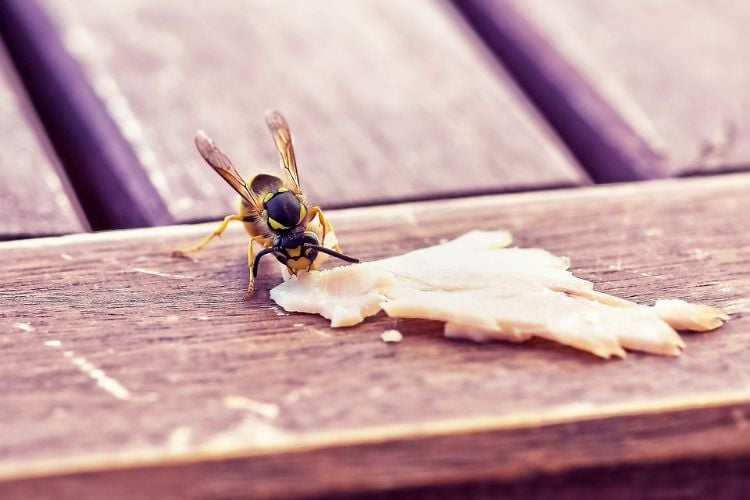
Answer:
[1,0,749,498]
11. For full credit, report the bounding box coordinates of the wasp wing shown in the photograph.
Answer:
[265,110,301,191]
[195,131,261,211]
[249,173,284,197]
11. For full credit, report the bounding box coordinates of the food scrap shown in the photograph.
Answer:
[380,329,404,343]
[271,231,728,358]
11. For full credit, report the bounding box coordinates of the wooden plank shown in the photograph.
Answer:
[4,0,585,226]
[0,41,85,238]
[0,0,172,230]
[457,0,750,181]
[0,173,748,497]
[347,458,750,499]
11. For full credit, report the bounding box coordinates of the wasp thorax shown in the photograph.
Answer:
[263,189,307,231]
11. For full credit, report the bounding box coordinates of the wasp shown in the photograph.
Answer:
[173,110,359,297]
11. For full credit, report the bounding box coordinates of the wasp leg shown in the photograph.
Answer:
[245,236,270,300]
[172,214,244,258]
[308,206,340,252]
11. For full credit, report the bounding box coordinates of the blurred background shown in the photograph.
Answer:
[1,0,748,239]
[1,1,749,498]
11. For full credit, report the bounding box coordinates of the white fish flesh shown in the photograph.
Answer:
[271,231,728,358]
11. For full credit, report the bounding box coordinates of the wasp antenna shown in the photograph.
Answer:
[306,244,360,264]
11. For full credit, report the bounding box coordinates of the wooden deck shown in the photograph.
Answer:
[459,0,750,182]
[2,0,585,228]
[0,40,84,238]
[2,174,749,497]
[0,0,748,498]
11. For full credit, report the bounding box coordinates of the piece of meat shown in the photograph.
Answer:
[270,231,728,358]
[653,299,730,331]
[272,265,394,327]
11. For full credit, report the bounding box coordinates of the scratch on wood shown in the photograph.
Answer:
[284,387,313,404]
[131,267,190,279]
[687,248,710,260]
[13,322,34,333]
[224,395,280,420]
[167,425,193,453]
[60,253,74,260]
[43,340,62,348]
[202,415,290,450]
[644,228,664,237]
[312,329,332,338]
[608,259,623,271]
[63,351,131,401]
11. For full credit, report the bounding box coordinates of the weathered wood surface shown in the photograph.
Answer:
[0,41,85,238]
[457,0,750,181]
[1,173,749,497]
[6,0,585,226]
[351,458,750,500]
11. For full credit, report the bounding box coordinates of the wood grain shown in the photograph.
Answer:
[0,41,85,238]
[457,0,750,181]
[1,173,749,497]
[347,457,750,499]
[14,0,585,225]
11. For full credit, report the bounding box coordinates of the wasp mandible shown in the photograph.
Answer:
[173,110,358,297]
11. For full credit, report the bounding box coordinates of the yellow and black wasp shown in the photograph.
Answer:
[173,110,358,296]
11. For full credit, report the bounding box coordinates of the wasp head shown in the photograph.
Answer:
[262,187,307,232]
